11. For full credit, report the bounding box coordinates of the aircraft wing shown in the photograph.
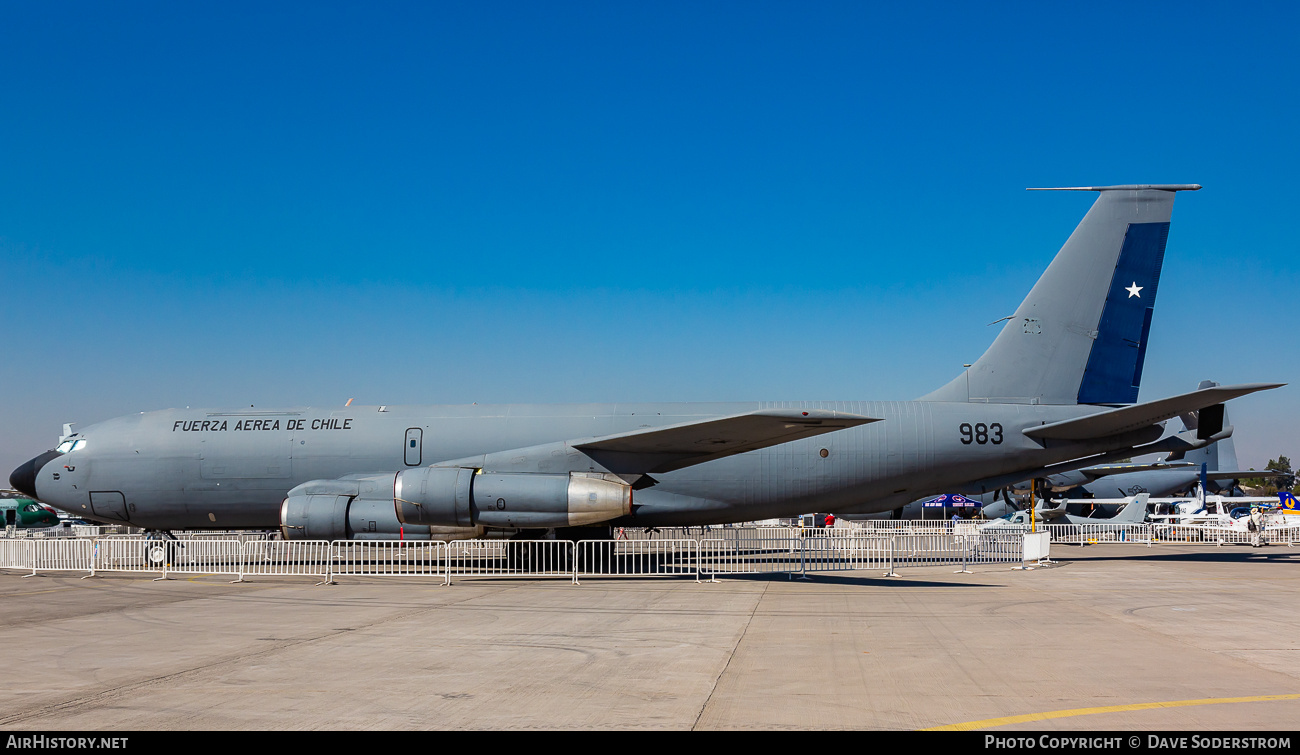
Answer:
[1078,461,1195,479]
[574,408,879,474]
[1022,383,1284,441]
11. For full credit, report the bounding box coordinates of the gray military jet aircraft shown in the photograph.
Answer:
[9,184,1284,540]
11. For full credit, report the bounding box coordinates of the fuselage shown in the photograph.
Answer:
[15,399,1130,530]
[12,186,1215,533]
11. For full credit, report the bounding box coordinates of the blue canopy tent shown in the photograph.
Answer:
[921,493,981,519]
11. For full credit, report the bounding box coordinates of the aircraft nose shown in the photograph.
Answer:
[10,450,61,500]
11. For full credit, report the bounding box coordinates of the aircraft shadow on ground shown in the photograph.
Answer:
[1055,549,1298,564]
[719,573,1005,588]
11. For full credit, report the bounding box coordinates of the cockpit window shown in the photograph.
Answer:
[56,439,87,453]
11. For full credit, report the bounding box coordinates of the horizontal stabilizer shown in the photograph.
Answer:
[1206,470,1290,481]
[1027,184,1202,192]
[575,408,879,474]
[1023,383,1284,441]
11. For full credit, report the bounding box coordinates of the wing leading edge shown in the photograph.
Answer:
[575,408,880,474]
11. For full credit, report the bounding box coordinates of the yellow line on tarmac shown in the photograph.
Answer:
[923,694,1300,731]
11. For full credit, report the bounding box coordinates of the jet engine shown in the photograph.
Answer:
[280,469,632,539]
[394,468,632,529]
[280,472,485,541]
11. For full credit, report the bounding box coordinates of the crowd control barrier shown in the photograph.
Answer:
[0,531,1038,582]
[330,541,448,584]
[573,539,699,583]
[446,540,572,581]
[12,519,1286,584]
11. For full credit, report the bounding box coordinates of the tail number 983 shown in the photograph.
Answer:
[959,423,1003,445]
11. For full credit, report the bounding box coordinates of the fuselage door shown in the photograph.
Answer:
[404,428,422,466]
[89,491,130,522]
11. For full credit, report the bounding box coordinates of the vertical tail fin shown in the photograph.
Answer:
[922,185,1199,405]
[1113,493,1151,523]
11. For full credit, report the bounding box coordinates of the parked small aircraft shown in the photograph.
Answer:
[1,494,60,529]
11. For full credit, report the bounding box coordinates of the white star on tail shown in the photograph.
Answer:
[1126,282,1143,298]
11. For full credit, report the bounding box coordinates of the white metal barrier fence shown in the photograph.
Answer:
[1034,523,1152,546]
[574,539,699,583]
[158,539,245,578]
[1149,522,1298,547]
[2,533,1031,582]
[32,539,95,576]
[698,532,814,576]
[697,531,1026,578]
[0,540,96,577]
[93,537,161,574]
[240,541,333,582]
[0,539,30,570]
[330,541,448,584]
[795,535,892,574]
[90,538,246,579]
[446,539,573,580]
[1029,522,1297,548]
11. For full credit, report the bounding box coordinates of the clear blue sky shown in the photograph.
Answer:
[2,1,1296,476]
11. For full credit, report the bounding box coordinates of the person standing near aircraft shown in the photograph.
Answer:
[1250,506,1266,547]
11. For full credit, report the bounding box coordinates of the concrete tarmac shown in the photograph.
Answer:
[0,544,1297,731]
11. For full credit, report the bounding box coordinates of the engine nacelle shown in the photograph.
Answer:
[280,473,485,541]
[396,469,631,529]
[281,493,351,541]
